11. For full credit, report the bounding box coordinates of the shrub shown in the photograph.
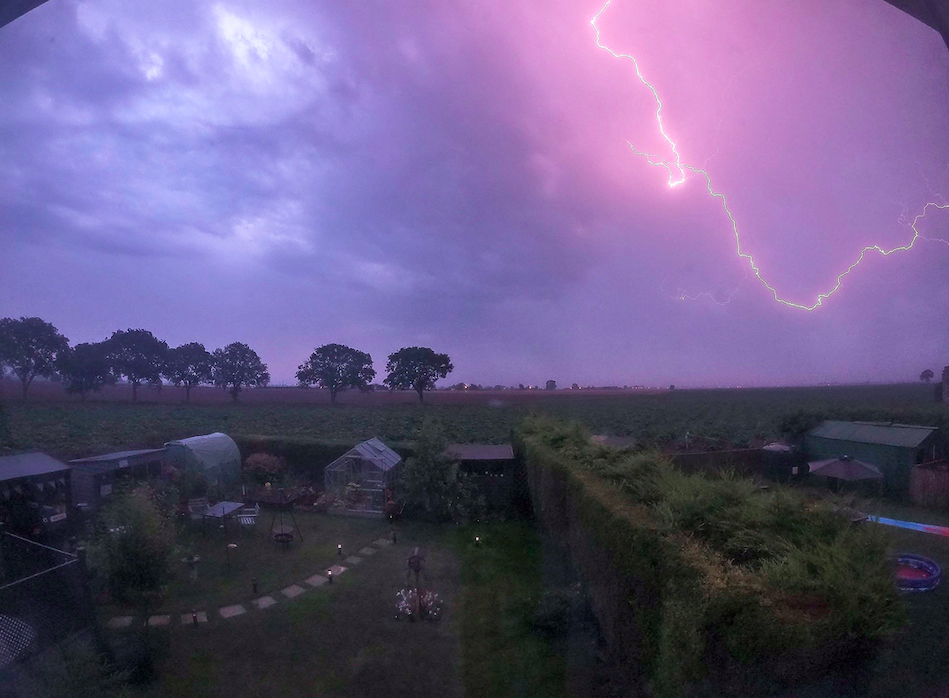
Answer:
[517,416,904,697]
[243,452,288,485]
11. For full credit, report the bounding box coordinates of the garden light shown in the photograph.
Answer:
[192,610,198,626]
[328,569,333,584]
[252,577,258,594]
[475,536,480,547]
[337,543,343,556]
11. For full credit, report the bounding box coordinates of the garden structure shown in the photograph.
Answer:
[324,438,401,518]
[68,448,165,512]
[804,421,940,494]
[164,433,241,495]
[0,453,71,541]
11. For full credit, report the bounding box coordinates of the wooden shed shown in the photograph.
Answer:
[445,444,524,514]
[0,453,72,538]
[804,421,940,494]
[68,448,165,511]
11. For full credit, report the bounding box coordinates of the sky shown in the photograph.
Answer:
[0,0,947,388]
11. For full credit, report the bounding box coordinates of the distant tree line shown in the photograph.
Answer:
[0,316,456,404]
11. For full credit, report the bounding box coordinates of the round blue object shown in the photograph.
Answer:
[895,554,942,593]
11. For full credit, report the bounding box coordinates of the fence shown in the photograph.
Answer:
[910,462,949,509]
[0,532,96,672]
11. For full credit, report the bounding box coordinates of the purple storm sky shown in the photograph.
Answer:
[1,0,947,388]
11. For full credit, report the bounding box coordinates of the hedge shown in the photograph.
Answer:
[231,434,415,484]
[517,417,904,697]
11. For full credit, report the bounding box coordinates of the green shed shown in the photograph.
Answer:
[803,421,939,494]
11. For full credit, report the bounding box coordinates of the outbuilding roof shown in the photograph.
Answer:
[0,452,70,482]
[446,444,514,461]
[807,421,937,449]
[70,448,165,463]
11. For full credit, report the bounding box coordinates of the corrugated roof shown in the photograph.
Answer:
[807,421,937,449]
[445,444,514,460]
[0,453,70,482]
[348,438,402,471]
[70,448,165,463]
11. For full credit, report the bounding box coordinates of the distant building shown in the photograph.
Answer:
[804,421,940,494]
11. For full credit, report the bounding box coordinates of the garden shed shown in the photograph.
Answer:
[324,438,401,517]
[68,448,165,512]
[804,421,940,494]
[0,453,71,539]
[164,433,241,488]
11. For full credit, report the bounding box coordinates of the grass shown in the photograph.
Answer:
[113,519,574,698]
[4,382,944,460]
[98,510,388,615]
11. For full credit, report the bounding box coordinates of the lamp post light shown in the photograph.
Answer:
[475,535,481,547]
[192,610,198,627]
[327,569,333,585]
[337,543,343,557]
[226,543,237,572]
[252,577,258,595]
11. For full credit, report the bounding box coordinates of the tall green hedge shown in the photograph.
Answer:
[231,434,415,483]
[517,417,904,697]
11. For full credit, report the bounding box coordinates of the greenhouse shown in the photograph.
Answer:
[324,438,402,517]
[164,433,242,488]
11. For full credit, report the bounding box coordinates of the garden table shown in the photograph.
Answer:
[201,501,245,535]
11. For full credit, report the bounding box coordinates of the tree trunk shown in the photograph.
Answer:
[20,375,31,402]
[80,390,88,403]
[417,386,424,403]
[185,385,191,403]
[230,386,240,403]
[132,381,139,402]
[330,387,338,405]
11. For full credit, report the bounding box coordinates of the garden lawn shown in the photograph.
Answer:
[124,521,575,698]
[99,509,387,615]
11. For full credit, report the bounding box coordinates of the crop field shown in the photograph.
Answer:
[2,381,945,460]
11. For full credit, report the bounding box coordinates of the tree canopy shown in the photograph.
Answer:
[921,369,935,383]
[398,421,479,522]
[383,346,453,403]
[106,329,168,402]
[59,342,114,402]
[296,343,375,405]
[0,316,69,400]
[211,342,269,402]
[165,342,213,402]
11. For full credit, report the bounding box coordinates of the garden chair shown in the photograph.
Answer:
[238,503,260,533]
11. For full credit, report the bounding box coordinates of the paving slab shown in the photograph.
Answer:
[282,584,307,598]
[358,546,377,556]
[219,604,247,619]
[148,615,170,627]
[328,564,348,577]
[252,595,277,609]
[343,555,363,565]
[107,616,133,629]
[180,611,208,625]
[305,574,328,587]
[373,538,393,547]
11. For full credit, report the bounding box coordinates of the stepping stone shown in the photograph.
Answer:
[107,616,133,629]
[373,538,393,547]
[282,584,306,599]
[252,596,277,609]
[343,555,363,565]
[328,564,348,577]
[219,604,246,619]
[147,615,170,627]
[305,574,328,587]
[358,547,377,556]
[180,611,208,625]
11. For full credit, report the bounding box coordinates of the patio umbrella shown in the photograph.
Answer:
[808,456,883,481]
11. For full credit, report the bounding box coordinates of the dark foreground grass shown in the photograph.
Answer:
[123,520,572,698]
[99,510,386,615]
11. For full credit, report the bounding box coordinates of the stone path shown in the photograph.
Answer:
[106,535,392,630]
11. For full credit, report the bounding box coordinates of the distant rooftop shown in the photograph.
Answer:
[70,448,165,463]
[807,421,937,449]
[446,444,514,461]
[0,452,70,482]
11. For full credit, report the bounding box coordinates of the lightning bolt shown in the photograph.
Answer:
[592,0,949,310]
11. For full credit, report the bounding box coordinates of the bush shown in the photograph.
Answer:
[517,416,904,697]
[243,452,288,485]
[398,420,481,522]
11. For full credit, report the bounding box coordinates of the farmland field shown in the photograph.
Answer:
[2,381,945,460]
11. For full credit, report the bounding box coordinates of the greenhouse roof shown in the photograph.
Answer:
[340,438,402,471]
